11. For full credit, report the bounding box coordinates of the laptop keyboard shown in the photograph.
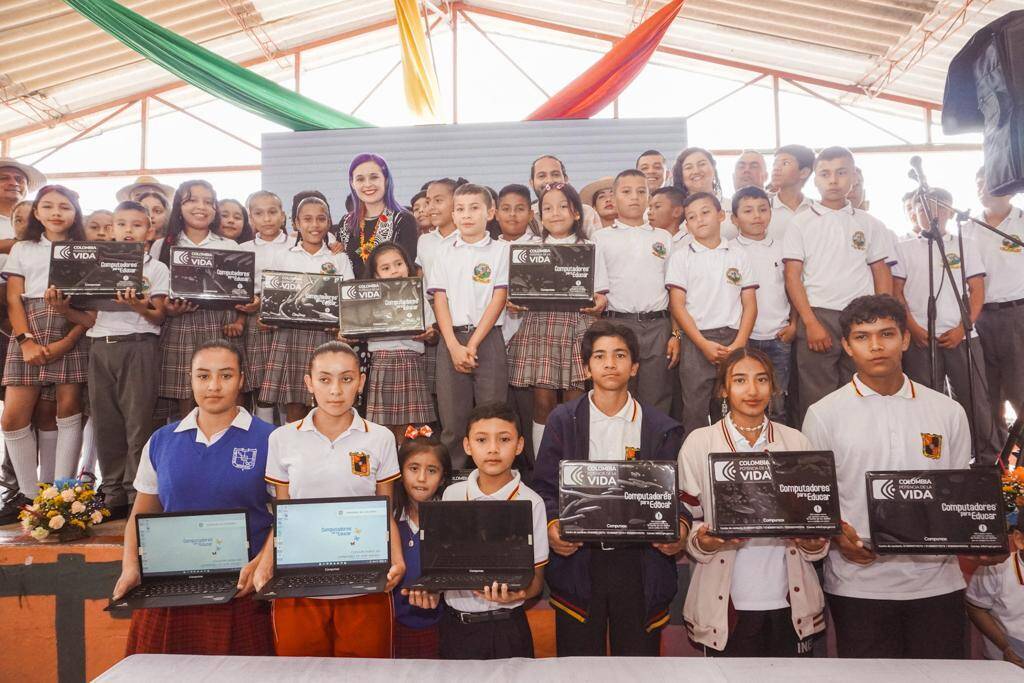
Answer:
[422,574,525,587]
[137,578,236,597]
[277,572,381,588]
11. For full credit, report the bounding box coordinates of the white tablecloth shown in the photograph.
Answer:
[95,654,1019,682]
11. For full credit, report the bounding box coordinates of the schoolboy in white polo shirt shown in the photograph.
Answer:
[783,146,893,425]
[966,517,1024,667]
[965,167,1024,431]
[427,183,510,467]
[893,188,1000,462]
[257,341,404,659]
[802,295,970,659]
[666,191,757,433]
[767,144,815,241]
[593,169,676,414]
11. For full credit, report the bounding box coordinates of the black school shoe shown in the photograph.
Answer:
[0,491,31,526]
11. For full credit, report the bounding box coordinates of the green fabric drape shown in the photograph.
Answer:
[63,0,371,131]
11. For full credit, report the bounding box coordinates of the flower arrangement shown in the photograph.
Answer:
[1002,467,1024,515]
[18,478,109,542]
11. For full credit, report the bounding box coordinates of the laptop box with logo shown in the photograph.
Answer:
[558,460,679,542]
[106,509,250,611]
[410,500,535,591]
[337,276,425,338]
[708,451,841,538]
[48,241,145,311]
[259,270,341,330]
[508,244,595,311]
[865,467,1008,554]
[169,247,254,309]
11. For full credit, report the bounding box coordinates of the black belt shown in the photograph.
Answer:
[602,310,669,322]
[586,541,642,552]
[983,297,1024,311]
[452,324,501,334]
[96,333,158,344]
[446,605,518,624]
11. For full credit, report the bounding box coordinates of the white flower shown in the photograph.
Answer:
[30,527,50,540]
[48,515,66,530]
[20,517,32,530]
[60,489,76,503]
[90,511,104,525]
[28,504,39,512]
[41,486,59,500]
[71,501,86,514]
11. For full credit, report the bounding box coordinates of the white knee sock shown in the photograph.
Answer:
[532,421,545,456]
[3,425,38,496]
[78,417,97,475]
[37,429,57,484]
[254,405,275,424]
[55,413,83,481]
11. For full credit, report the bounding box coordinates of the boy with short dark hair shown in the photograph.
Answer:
[768,144,815,241]
[649,186,686,245]
[427,184,510,466]
[533,320,686,656]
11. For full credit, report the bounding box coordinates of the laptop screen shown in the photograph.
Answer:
[275,498,389,570]
[420,501,533,568]
[138,511,249,578]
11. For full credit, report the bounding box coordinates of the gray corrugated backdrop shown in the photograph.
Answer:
[261,117,687,213]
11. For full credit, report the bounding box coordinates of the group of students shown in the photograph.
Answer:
[0,140,1022,663]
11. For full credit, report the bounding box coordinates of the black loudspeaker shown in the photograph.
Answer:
[942,10,1024,196]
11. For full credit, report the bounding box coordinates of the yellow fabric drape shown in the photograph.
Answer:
[394,0,441,120]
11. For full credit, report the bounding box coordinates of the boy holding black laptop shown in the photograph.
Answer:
[532,320,686,656]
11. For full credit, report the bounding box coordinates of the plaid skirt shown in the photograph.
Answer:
[260,327,334,405]
[507,311,591,390]
[243,317,275,399]
[159,309,240,399]
[126,594,274,656]
[366,349,436,425]
[3,299,88,386]
[393,621,439,659]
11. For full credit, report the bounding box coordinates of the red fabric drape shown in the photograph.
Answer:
[526,0,684,121]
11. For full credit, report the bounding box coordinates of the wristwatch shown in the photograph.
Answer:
[15,332,34,345]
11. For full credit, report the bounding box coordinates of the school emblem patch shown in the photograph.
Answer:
[725,267,742,285]
[851,231,866,250]
[624,446,639,461]
[321,262,337,275]
[1000,235,1023,253]
[945,252,962,269]
[350,451,371,476]
[231,448,257,471]
[920,433,942,460]
[652,242,668,259]
[472,263,492,284]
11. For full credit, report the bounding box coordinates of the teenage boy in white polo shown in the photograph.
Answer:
[767,144,815,241]
[802,294,970,659]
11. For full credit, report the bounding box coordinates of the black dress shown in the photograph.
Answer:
[336,208,419,279]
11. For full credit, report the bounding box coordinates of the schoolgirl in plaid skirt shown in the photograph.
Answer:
[505,183,609,454]
[362,243,437,437]
[1,185,90,497]
[155,181,250,415]
[259,195,355,423]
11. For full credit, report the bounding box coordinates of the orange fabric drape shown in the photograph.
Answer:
[526,0,684,121]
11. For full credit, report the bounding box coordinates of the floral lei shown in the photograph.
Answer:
[357,207,395,262]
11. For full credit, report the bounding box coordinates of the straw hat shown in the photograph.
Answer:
[579,176,614,207]
[116,175,175,202]
[0,158,46,192]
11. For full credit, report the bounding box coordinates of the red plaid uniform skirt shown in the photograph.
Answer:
[243,317,275,399]
[158,309,241,399]
[507,311,591,390]
[366,349,436,425]
[392,621,439,659]
[3,299,88,386]
[260,326,334,405]
[125,594,274,656]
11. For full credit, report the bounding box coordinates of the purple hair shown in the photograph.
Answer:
[344,153,404,230]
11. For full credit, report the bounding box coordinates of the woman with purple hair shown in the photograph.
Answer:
[338,153,418,278]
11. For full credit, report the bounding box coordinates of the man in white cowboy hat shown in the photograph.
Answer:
[115,175,174,203]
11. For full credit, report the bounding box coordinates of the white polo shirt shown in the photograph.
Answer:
[592,221,672,314]
[152,230,241,259]
[767,193,813,242]
[500,232,540,343]
[242,234,290,294]
[88,255,169,338]
[665,238,756,331]
[588,392,643,461]
[735,234,790,341]
[264,408,400,498]
[961,207,1024,303]
[135,407,254,493]
[670,228,691,253]
[894,234,985,337]
[802,374,971,600]
[441,469,549,613]
[3,236,53,298]
[782,201,890,312]
[426,234,509,328]
[415,228,457,279]
[268,243,355,280]
[965,552,1024,660]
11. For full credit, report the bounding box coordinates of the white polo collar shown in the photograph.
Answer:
[175,406,253,434]
[612,220,653,232]
[466,468,522,500]
[255,232,288,245]
[288,242,330,256]
[296,407,369,438]
[179,231,224,248]
[589,391,638,423]
[688,237,729,253]
[809,200,856,217]
[771,193,812,212]
[851,373,917,400]
[735,233,774,248]
[453,234,493,249]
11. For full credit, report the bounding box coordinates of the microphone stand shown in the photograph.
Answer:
[910,173,941,392]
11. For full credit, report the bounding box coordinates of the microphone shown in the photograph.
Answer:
[909,156,929,189]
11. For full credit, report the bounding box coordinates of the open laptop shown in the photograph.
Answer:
[410,500,535,591]
[256,496,391,599]
[107,509,250,611]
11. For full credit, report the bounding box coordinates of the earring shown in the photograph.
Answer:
[720,398,729,417]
